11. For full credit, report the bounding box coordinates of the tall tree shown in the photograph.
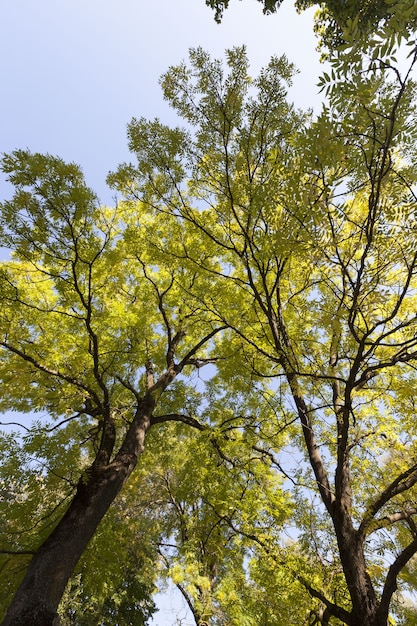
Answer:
[3,6,417,621]
[0,151,226,625]
[109,30,417,625]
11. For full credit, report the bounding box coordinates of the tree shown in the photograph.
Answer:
[121,396,301,626]
[108,34,417,625]
[205,0,416,53]
[0,151,227,625]
[3,6,417,621]
[206,0,387,23]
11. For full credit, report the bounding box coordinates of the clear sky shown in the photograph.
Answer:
[0,1,321,624]
[0,0,322,204]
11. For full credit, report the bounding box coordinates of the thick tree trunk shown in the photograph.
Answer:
[1,422,148,626]
[333,506,388,626]
[1,357,181,625]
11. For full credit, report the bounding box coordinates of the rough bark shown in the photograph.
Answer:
[333,504,387,626]
[275,308,392,626]
[1,416,150,626]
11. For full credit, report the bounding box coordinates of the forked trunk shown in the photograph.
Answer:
[1,426,148,626]
[334,509,388,626]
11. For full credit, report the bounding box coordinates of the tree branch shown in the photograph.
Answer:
[151,413,206,430]
[378,536,417,622]
[359,464,417,537]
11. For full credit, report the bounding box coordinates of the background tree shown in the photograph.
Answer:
[120,390,304,626]
[109,33,417,625]
[57,505,157,625]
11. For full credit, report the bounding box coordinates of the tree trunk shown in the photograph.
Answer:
[1,423,148,626]
[333,507,387,626]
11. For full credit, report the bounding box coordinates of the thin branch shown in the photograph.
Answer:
[0,342,96,398]
[0,421,30,432]
[368,508,417,535]
[359,464,417,537]
[176,326,227,371]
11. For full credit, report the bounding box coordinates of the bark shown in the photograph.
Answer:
[1,322,219,625]
[1,416,150,626]
[332,503,385,626]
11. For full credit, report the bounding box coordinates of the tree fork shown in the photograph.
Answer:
[1,429,147,626]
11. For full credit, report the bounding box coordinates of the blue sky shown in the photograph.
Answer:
[1,0,322,205]
[0,1,322,624]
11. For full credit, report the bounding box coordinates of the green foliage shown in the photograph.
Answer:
[119,412,294,625]
[4,11,417,623]
[205,0,417,56]
[108,42,417,623]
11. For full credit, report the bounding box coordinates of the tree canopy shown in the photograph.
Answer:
[205,0,416,52]
[206,0,387,23]
[2,3,417,625]
[109,31,417,625]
